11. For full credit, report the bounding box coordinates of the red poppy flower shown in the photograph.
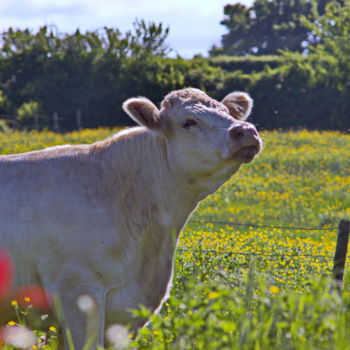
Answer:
[0,250,13,299]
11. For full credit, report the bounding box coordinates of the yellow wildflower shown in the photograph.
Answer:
[208,291,219,299]
[269,285,280,294]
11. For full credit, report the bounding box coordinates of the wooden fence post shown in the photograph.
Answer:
[332,220,350,295]
[53,112,59,132]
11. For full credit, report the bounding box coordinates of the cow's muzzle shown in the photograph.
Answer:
[229,123,262,163]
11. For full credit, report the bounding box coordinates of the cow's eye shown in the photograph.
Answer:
[182,119,198,129]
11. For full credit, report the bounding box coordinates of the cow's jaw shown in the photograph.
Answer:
[233,145,259,163]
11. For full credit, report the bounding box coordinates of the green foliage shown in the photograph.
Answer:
[249,0,350,130]
[211,0,344,56]
[244,53,347,129]
[302,0,350,97]
[0,90,11,114]
[16,101,39,126]
[0,23,229,130]
[211,0,312,56]
[210,0,350,130]
[207,55,283,73]
[133,275,350,350]
[0,22,171,129]
[303,0,350,55]
[0,120,11,132]
[131,19,170,57]
[0,300,59,349]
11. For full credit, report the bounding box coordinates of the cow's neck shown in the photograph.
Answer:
[99,128,199,239]
[97,128,202,309]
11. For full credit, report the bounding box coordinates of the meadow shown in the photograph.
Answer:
[0,128,349,349]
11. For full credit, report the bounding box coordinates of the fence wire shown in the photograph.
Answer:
[189,219,336,231]
[177,249,333,259]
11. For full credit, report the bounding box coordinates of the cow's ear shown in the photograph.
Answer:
[123,97,161,129]
[221,92,253,121]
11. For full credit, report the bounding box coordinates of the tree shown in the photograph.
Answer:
[211,0,335,56]
[246,0,350,130]
[301,0,350,128]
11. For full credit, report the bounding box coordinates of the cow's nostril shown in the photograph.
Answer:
[231,130,244,139]
[230,125,259,140]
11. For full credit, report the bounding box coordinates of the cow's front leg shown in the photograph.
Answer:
[54,276,106,349]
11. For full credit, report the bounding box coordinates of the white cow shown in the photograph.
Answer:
[0,88,262,348]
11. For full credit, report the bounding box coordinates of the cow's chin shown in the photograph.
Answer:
[232,145,259,163]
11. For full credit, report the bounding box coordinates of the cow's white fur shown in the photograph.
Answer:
[0,88,262,348]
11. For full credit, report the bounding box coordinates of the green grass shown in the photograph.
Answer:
[0,128,349,349]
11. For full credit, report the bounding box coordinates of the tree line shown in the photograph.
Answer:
[210,0,345,56]
[0,1,349,131]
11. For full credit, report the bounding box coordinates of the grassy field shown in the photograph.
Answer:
[0,128,349,349]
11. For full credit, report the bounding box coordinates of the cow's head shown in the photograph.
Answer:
[123,88,262,188]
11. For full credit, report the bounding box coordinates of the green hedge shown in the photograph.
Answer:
[0,48,349,131]
[206,55,284,73]
[211,53,349,130]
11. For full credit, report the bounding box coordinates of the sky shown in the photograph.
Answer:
[0,0,253,58]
